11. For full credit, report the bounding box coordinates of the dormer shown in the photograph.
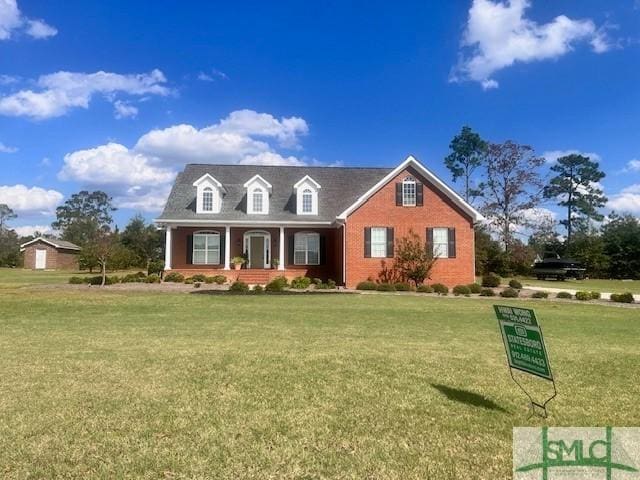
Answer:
[294,175,321,215]
[193,174,223,214]
[244,174,272,215]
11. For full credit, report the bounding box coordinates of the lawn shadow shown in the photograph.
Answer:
[430,383,507,412]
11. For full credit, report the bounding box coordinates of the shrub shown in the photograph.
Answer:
[500,287,519,298]
[356,281,377,291]
[290,276,312,289]
[531,291,549,299]
[145,274,161,283]
[508,279,523,289]
[479,288,495,297]
[431,283,449,295]
[453,285,471,296]
[376,283,396,292]
[229,281,250,294]
[68,276,84,284]
[164,272,184,283]
[590,291,601,300]
[467,283,482,294]
[394,282,412,291]
[481,273,501,288]
[86,275,118,285]
[190,274,207,283]
[252,284,264,294]
[417,284,433,293]
[556,291,573,299]
[184,277,194,284]
[147,260,164,276]
[312,278,322,285]
[204,276,215,284]
[610,292,634,304]
[212,275,227,285]
[327,279,336,289]
[122,273,145,283]
[193,281,201,288]
[575,291,592,301]
[265,276,288,292]
[315,282,329,290]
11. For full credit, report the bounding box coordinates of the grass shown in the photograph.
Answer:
[507,276,640,294]
[0,268,145,288]
[0,272,639,479]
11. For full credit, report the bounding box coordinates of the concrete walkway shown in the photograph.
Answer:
[523,285,640,302]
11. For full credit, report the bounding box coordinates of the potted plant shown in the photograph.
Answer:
[232,256,245,270]
[272,258,280,270]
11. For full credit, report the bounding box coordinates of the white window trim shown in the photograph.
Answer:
[202,187,214,212]
[244,175,272,215]
[294,176,321,215]
[432,227,449,259]
[243,230,271,268]
[193,231,221,265]
[402,176,416,207]
[294,232,320,265]
[193,174,223,214]
[370,227,387,258]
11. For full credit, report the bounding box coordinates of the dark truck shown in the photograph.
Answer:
[533,258,587,281]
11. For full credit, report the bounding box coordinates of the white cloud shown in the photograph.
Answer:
[609,184,640,214]
[0,141,17,153]
[13,224,54,237]
[625,159,640,172]
[25,18,56,39]
[113,100,138,119]
[0,69,169,119]
[59,110,311,212]
[0,74,19,85]
[451,0,610,88]
[0,0,56,40]
[0,184,63,214]
[542,149,601,164]
[197,69,228,82]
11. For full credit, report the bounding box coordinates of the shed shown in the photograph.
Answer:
[20,237,81,270]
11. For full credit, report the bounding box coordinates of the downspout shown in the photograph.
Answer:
[337,219,346,287]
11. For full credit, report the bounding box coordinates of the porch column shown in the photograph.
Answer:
[164,226,172,270]
[224,226,231,270]
[278,226,285,270]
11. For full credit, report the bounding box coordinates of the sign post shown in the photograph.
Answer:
[494,305,557,417]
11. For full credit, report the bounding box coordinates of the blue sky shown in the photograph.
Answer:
[1,0,639,235]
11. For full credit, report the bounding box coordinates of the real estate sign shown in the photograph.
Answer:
[494,305,553,381]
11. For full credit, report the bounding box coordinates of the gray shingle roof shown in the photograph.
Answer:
[157,164,392,223]
[20,237,81,250]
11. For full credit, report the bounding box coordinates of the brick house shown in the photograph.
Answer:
[21,237,80,270]
[156,156,482,287]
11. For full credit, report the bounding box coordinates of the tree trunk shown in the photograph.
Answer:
[101,259,106,286]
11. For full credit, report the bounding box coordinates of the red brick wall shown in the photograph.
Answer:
[344,166,475,288]
[23,241,79,270]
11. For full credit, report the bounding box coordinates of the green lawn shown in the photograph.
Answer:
[508,276,640,294]
[0,268,143,287]
[0,278,638,479]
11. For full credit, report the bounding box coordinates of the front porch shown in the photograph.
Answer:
[163,225,343,284]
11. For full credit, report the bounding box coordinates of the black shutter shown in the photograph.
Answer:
[218,232,225,265]
[416,183,424,206]
[386,227,394,258]
[186,234,193,264]
[288,233,295,265]
[395,183,402,206]
[426,228,433,256]
[319,235,326,265]
[364,227,371,258]
[448,228,456,259]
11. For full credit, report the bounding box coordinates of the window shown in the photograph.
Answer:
[202,187,214,212]
[252,188,264,213]
[432,228,448,258]
[294,232,320,265]
[402,177,416,206]
[302,189,313,213]
[193,232,220,264]
[371,227,387,258]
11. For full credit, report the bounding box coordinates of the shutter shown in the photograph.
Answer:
[364,227,371,258]
[448,228,456,259]
[319,235,326,265]
[395,183,402,206]
[186,234,193,264]
[288,233,295,265]
[426,228,433,256]
[416,183,424,206]
[218,232,225,265]
[386,227,394,258]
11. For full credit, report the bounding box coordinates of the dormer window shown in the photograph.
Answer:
[244,174,272,215]
[402,177,416,206]
[193,174,224,214]
[294,175,321,215]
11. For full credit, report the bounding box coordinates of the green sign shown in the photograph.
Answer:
[494,305,553,380]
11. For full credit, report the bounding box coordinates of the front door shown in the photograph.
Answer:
[249,236,265,268]
[35,249,47,269]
